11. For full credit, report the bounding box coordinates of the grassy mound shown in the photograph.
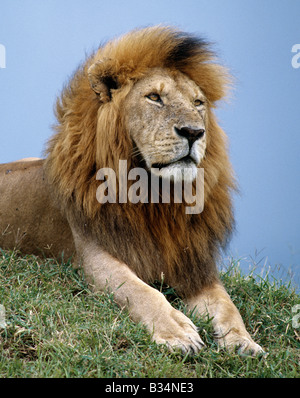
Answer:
[0,250,299,378]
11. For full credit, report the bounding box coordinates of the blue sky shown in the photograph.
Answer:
[0,0,300,288]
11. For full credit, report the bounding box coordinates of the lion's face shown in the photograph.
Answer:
[124,68,207,182]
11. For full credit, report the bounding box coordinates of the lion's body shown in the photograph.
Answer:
[0,26,264,355]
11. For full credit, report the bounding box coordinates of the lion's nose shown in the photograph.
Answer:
[175,126,205,148]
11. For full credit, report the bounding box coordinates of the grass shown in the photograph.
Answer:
[0,249,299,378]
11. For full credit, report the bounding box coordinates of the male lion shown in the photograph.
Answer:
[0,26,264,355]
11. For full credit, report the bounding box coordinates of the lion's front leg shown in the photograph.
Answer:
[185,282,265,356]
[73,233,204,355]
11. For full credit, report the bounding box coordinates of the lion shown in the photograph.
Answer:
[0,26,264,356]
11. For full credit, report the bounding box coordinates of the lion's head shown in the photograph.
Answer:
[46,26,232,211]
[122,68,206,182]
[45,26,235,294]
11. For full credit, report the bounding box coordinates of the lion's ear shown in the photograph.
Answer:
[88,60,118,102]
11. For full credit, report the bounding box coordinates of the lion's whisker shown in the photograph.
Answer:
[130,147,142,159]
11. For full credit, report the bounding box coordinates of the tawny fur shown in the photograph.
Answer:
[0,160,74,259]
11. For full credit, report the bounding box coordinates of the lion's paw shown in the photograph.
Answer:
[216,331,265,357]
[236,338,265,357]
[152,308,204,355]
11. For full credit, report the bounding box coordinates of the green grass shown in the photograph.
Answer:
[0,249,299,378]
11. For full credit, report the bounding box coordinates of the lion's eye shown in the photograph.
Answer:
[147,93,162,103]
[194,99,204,107]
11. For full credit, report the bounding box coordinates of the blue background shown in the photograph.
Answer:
[0,0,299,289]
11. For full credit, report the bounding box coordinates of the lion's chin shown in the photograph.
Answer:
[150,158,198,183]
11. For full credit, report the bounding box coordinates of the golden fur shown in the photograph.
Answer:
[0,26,264,355]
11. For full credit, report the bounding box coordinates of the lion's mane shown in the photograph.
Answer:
[44,26,236,297]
